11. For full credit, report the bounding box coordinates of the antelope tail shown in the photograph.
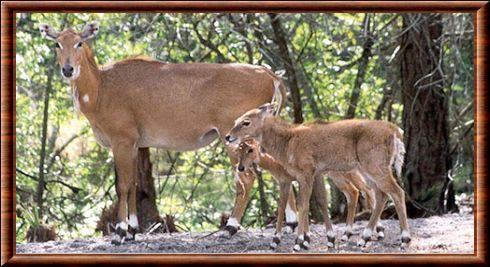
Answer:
[392,132,406,178]
[271,79,287,116]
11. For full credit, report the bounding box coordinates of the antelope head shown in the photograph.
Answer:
[234,140,261,172]
[225,103,275,145]
[39,21,99,80]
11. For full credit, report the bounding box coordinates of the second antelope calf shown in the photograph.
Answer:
[226,104,410,251]
[235,140,380,249]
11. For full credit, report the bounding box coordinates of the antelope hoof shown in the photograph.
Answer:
[222,225,238,238]
[376,225,385,233]
[294,235,309,250]
[126,226,138,241]
[285,222,298,233]
[111,234,124,245]
[270,236,281,250]
[112,224,128,245]
[377,231,385,240]
[326,231,335,247]
[357,238,366,247]
[302,233,311,249]
[401,231,411,244]
[341,230,352,242]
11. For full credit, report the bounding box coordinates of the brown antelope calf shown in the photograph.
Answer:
[39,22,287,244]
[235,140,379,249]
[226,104,410,251]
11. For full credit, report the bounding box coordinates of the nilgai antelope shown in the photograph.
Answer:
[39,22,287,244]
[235,139,379,249]
[225,104,410,251]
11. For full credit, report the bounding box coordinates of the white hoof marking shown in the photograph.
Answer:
[361,228,372,240]
[128,214,139,229]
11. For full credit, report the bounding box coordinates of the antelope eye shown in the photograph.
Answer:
[76,42,83,48]
[55,43,61,49]
[243,121,250,126]
[247,149,254,154]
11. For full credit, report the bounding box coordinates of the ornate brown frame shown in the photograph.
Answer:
[1,1,488,266]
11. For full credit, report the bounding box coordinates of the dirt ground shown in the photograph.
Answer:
[17,211,474,254]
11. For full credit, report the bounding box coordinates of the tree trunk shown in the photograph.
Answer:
[400,14,451,217]
[35,56,55,219]
[135,148,161,229]
[345,14,373,119]
[269,13,304,123]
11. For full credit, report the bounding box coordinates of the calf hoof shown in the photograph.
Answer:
[285,222,298,233]
[357,238,367,247]
[270,236,281,250]
[111,234,125,245]
[377,231,385,240]
[401,230,411,244]
[340,231,352,242]
[326,232,335,248]
[222,225,238,238]
[126,226,138,241]
[294,235,309,250]
[376,225,385,233]
[293,244,302,252]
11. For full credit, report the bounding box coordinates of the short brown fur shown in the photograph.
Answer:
[226,104,409,250]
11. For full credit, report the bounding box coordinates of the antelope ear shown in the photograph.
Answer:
[258,103,275,118]
[39,24,59,41]
[81,21,99,41]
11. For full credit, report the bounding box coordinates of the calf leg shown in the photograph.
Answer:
[313,175,336,247]
[378,174,411,246]
[331,175,359,242]
[357,181,388,247]
[293,177,314,251]
[270,181,291,249]
[348,171,376,211]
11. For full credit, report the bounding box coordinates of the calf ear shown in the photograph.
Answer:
[81,21,100,41]
[258,103,275,118]
[39,24,59,41]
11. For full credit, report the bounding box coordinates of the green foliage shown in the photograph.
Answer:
[15,13,474,241]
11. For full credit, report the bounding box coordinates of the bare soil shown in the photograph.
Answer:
[17,212,474,254]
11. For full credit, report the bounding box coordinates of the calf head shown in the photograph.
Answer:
[235,140,261,172]
[225,103,274,145]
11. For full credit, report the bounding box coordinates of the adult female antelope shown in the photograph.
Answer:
[225,104,410,251]
[235,140,380,250]
[39,22,287,244]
